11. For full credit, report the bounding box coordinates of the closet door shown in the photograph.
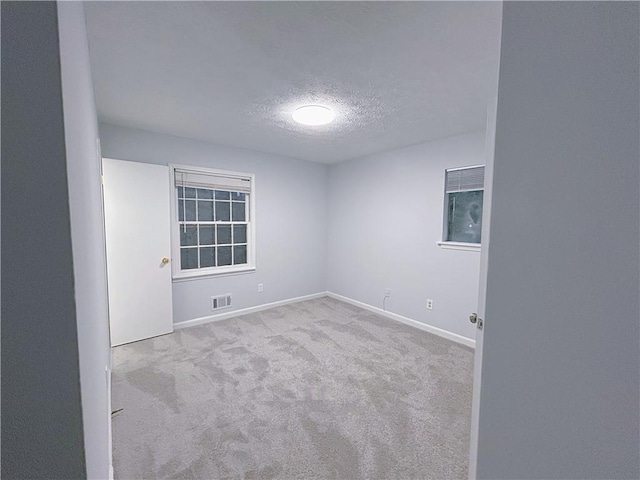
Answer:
[103,158,173,346]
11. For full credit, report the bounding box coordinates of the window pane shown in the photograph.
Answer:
[233,224,247,244]
[177,186,184,199]
[215,201,230,222]
[217,246,232,266]
[200,247,215,267]
[199,225,215,245]
[231,192,245,201]
[216,225,231,244]
[197,201,214,221]
[178,200,184,221]
[233,245,247,265]
[215,190,230,200]
[184,200,196,221]
[197,188,213,199]
[180,248,198,270]
[184,187,196,198]
[447,191,483,243]
[232,202,245,221]
[179,225,198,246]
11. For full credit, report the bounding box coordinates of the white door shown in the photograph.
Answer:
[468,97,497,478]
[103,158,174,346]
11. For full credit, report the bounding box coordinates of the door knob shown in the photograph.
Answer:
[161,257,170,265]
[470,312,483,330]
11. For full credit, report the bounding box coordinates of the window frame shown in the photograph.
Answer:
[169,164,256,280]
[439,164,484,251]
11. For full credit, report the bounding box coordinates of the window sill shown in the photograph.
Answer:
[437,241,481,252]
[172,266,256,282]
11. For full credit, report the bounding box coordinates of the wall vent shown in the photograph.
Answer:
[211,294,232,311]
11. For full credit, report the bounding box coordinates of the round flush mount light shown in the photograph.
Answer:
[292,105,335,126]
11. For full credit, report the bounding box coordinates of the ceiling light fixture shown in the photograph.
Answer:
[292,105,335,126]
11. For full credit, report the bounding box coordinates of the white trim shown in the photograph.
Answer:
[171,163,254,183]
[106,362,113,480]
[327,292,476,349]
[437,241,481,252]
[100,154,114,480]
[469,95,499,480]
[445,163,485,173]
[172,265,256,281]
[172,266,256,283]
[174,291,475,349]
[173,292,328,329]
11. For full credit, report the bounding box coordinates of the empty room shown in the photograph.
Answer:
[86,2,500,477]
[3,2,639,480]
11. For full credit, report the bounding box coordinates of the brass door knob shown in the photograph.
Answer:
[161,257,170,265]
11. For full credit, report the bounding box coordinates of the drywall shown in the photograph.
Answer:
[98,123,328,324]
[58,3,112,479]
[327,131,485,341]
[1,3,86,478]
[476,2,640,478]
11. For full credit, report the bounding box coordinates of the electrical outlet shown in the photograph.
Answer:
[384,288,391,297]
[258,283,264,293]
[426,299,434,310]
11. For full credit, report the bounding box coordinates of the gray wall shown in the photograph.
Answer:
[327,131,485,341]
[58,3,112,479]
[99,123,328,324]
[1,3,86,478]
[477,2,640,478]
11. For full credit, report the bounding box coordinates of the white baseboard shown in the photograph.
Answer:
[174,290,475,349]
[327,292,476,349]
[174,292,329,330]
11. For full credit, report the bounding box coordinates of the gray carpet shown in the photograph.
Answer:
[111,296,474,480]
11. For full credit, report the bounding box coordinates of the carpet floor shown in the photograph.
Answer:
[111,296,474,479]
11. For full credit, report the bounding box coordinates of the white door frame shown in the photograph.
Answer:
[468,97,498,479]
[97,141,115,480]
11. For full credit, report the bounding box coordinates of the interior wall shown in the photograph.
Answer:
[58,3,112,479]
[1,3,87,478]
[477,2,640,478]
[327,131,485,341]
[98,123,328,324]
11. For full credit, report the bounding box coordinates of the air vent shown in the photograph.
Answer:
[211,294,232,311]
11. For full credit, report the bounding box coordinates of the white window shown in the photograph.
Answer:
[170,165,255,279]
[442,165,484,246]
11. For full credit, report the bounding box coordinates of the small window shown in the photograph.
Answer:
[171,165,255,279]
[443,165,484,245]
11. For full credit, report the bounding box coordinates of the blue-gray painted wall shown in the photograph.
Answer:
[1,3,86,478]
[99,123,329,325]
[477,2,640,478]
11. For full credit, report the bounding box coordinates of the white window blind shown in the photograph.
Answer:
[445,165,485,193]
[174,169,251,193]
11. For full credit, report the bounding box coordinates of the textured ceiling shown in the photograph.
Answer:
[85,2,502,164]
